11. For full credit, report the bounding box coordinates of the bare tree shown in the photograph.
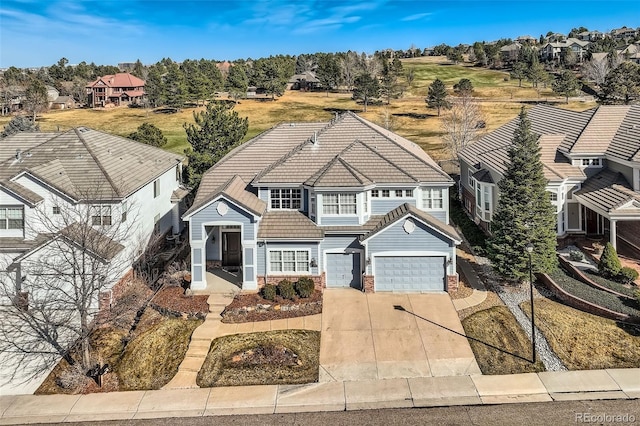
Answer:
[441,94,484,160]
[582,53,623,86]
[339,51,359,91]
[0,187,142,385]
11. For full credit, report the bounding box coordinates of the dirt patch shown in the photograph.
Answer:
[222,291,322,323]
[450,267,474,300]
[462,306,545,374]
[151,286,209,319]
[197,330,320,387]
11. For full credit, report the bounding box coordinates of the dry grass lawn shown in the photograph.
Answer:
[196,330,320,387]
[521,299,640,370]
[462,306,545,375]
[0,57,597,161]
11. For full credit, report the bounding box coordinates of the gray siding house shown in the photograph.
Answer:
[458,104,640,252]
[183,112,461,292]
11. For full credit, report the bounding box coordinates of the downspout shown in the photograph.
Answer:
[263,240,268,286]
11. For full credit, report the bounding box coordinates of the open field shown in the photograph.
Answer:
[0,57,597,160]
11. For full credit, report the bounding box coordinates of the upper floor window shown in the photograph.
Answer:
[468,169,475,189]
[53,206,61,215]
[381,190,390,198]
[0,206,24,230]
[121,200,128,222]
[91,205,112,226]
[405,189,413,197]
[581,158,601,167]
[323,193,357,215]
[153,179,160,198]
[422,188,444,210]
[548,191,558,202]
[395,190,403,197]
[270,188,301,209]
[371,190,379,198]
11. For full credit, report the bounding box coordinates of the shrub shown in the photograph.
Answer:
[618,267,639,284]
[277,280,296,300]
[295,277,315,298]
[569,250,584,262]
[598,242,622,278]
[261,284,277,301]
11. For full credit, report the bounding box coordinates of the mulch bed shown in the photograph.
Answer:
[151,286,209,319]
[222,291,323,323]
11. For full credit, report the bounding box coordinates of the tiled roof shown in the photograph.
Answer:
[459,104,594,181]
[538,134,584,181]
[305,156,374,187]
[86,73,145,88]
[569,105,631,155]
[0,237,38,253]
[472,169,494,184]
[0,128,183,202]
[607,105,640,162]
[574,169,640,214]
[184,175,266,218]
[323,215,385,234]
[361,203,461,243]
[258,211,323,239]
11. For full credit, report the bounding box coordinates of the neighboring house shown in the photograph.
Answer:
[0,127,188,299]
[458,104,640,252]
[540,38,590,62]
[50,96,76,110]
[500,43,522,63]
[611,27,639,40]
[85,73,145,108]
[578,30,605,42]
[288,71,320,91]
[45,86,59,107]
[516,35,537,45]
[183,112,461,293]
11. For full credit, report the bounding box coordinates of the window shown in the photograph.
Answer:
[310,196,316,216]
[548,191,558,202]
[468,169,475,189]
[395,190,403,197]
[53,206,60,215]
[422,188,444,209]
[405,189,413,197]
[121,200,128,222]
[270,188,301,209]
[323,193,357,214]
[381,190,390,198]
[175,165,181,182]
[0,206,24,230]
[483,185,490,211]
[364,191,368,213]
[91,205,112,226]
[581,158,601,167]
[371,190,379,198]
[269,250,310,273]
[154,213,160,232]
[153,179,160,198]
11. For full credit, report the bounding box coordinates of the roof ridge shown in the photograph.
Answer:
[252,136,313,183]
[74,127,122,197]
[336,156,373,184]
[355,139,420,182]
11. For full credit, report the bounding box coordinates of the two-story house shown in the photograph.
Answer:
[85,73,145,108]
[0,128,188,298]
[184,112,461,293]
[540,38,590,62]
[458,104,640,252]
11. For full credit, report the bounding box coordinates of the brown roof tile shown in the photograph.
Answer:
[574,169,640,214]
[258,211,323,239]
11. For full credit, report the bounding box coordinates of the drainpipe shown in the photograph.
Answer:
[263,240,268,286]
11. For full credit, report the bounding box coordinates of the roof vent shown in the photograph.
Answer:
[312,131,317,144]
[289,123,296,127]
[15,149,22,161]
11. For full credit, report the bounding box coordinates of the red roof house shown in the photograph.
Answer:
[85,73,145,108]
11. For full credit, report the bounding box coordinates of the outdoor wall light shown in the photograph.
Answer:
[366,257,371,265]
[310,258,317,267]
[257,241,265,247]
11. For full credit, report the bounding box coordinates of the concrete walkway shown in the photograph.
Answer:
[452,258,488,311]
[2,368,638,422]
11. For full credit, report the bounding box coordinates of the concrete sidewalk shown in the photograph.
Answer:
[1,368,638,423]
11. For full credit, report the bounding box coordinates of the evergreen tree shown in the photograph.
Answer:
[488,108,557,281]
[510,62,528,87]
[164,60,187,108]
[183,103,248,189]
[379,58,403,104]
[526,57,549,91]
[1,115,39,137]
[23,78,48,123]
[316,54,341,95]
[131,59,146,79]
[601,62,640,104]
[598,242,622,278]
[552,70,581,103]
[128,123,167,147]
[426,78,450,116]
[352,72,380,112]
[453,78,473,96]
[226,63,248,101]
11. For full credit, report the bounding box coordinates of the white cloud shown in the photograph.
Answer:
[401,12,433,22]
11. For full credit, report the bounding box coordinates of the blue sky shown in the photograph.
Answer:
[1,1,639,68]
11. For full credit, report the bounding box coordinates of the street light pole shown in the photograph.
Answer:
[526,243,536,363]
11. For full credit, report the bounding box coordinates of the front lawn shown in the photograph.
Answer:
[461,306,544,374]
[196,330,320,387]
[548,269,640,316]
[521,298,640,370]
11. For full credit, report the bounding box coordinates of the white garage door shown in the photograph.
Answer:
[326,252,361,288]
[375,256,445,292]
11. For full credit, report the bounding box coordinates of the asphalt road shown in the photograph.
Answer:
[33,399,640,426]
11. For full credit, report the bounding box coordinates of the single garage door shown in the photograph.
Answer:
[326,252,361,288]
[375,256,445,292]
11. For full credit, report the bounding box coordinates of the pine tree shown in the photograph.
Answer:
[552,70,581,103]
[226,63,249,102]
[598,242,622,278]
[426,78,450,116]
[352,72,380,112]
[489,108,558,281]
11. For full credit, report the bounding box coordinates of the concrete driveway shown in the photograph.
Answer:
[319,289,481,382]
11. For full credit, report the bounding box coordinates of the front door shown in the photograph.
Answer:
[585,208,599,235]
[222,232,241,268]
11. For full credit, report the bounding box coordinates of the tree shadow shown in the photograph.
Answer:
[393,305,534,364]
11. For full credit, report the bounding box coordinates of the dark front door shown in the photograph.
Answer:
[222,232,241,268]
[585,208,599,235]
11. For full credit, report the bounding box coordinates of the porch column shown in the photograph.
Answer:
[610,219,617,250]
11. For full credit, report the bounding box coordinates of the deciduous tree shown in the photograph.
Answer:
[23,78,48,123]
[488,109,557,281]
[441,94,483,160]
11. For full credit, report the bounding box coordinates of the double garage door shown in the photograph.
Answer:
[375,256,445,292]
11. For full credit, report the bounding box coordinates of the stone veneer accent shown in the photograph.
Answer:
[447,274,459,293]
[363,275,375,293]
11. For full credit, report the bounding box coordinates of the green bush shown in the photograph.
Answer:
[569,250,584,262]
[261,284,277,301]
[277,279,296,300]
[295,277,315,298]
[618,267,639,284]
[598,242,622,278]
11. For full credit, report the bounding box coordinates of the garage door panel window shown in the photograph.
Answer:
[422,188,444,210]
[269,249,310,273]
[323,193,357,215]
